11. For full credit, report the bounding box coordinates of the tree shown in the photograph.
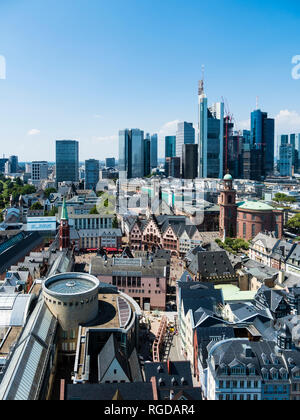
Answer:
[30,202,43,210]
[89,206,99,215]
[44,187,57,199]
[287,213,300,233]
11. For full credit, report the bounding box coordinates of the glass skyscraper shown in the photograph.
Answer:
[119,129,144,179]
[176,122,195,175]
[198,83,224,179]
[85,159,100,190]
[56,140,79,183]
[250,109,275,179]
[150,134,158,170]
[165,136,176,159]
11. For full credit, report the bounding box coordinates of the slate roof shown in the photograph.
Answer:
[255,285,289,313]
[188,251,235,278]
[65,383,154,400]
[98,334,131,382]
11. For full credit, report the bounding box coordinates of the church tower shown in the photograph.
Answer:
[218,173,237,239]
[59,197,70,251]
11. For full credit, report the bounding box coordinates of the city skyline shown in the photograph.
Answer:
[0,0,300,161]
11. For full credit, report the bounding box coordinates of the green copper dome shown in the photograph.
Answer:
[238,201,274,211]
[223,173,233,181]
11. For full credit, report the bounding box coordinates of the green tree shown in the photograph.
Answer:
[89,205,99,215]
[30,202,43,210]
[44,187,57,198]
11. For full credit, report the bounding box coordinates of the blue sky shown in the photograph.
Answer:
[0,0,300,161]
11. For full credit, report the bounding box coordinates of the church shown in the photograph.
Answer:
[219,174,283,241]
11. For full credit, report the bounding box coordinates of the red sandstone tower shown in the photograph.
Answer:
[59,197,70,251]
[218,173,238,239]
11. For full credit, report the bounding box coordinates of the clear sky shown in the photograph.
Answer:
[0,0,300,161]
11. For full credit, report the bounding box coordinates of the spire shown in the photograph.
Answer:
[61,197,68,221]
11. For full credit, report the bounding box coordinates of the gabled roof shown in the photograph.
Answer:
[98,334,130,382]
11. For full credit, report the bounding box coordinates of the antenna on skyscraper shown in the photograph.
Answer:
[198,65,205,96]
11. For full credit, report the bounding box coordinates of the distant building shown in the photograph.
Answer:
[105,158,116,168]
[31,161,48,185]
[119,129,144,179]
[56,140,79,183]
[85,159,99,190]
[150,134,158,170]
[165,157,181,178]
[182,144,198,179]
[250,109,275,179]
[165,136,176,159]
[176,122,195,174]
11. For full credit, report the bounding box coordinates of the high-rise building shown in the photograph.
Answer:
[105,158,116,168]
[150,134,158,169]
[176,122,195,174]
[289,134,300,173]
[250,109,275,179]
[56,140,79,184]
[144,134,151,177]
[165,157,181,178]
[31,161,48,185]
[85,159,100,190]
[198,81,224,179]
[165,136,176,159]
[9,156,18,173]
[0,158,8,173]
[279,144,293,177]
[182,144,198,179]
[119,129,144,179]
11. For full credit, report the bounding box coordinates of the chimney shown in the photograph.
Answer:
[278,271,285,285]
[59,379,65,401]
[167,360,171,375]
[150,377,158,401]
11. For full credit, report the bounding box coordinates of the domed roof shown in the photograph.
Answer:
[223,173,233,181]
[238,201,274,211]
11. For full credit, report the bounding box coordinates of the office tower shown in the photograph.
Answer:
[0,158,8,173]
[176,122,195,174]
[31,161,48,185]
[165,157,181,178]
[85,159,100,190]
[182,144,198,179]
[289,134,300,173]
[144,134,151,177]
[279,144,293,176]
[150,134,158,169]
[9,155,18,173]
[119,129,144,179]
[56,140,79,183]
[250,109,275,179]
[241,130,251,179]
[198,81,224,179]
[165,136,176,159]
[105,158,116,168]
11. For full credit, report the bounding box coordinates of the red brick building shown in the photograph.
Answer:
[219,175,284,241]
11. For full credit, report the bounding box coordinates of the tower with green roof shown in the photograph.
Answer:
[59,197,70,250]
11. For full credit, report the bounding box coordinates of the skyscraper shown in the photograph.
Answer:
[9,155,18,173]
[198,80,224,179]
[119,129,144,179]
[85,159,100,190]
[176,122,195,175]
[182,144,198,179]
[150,134,158,170]
[56,140,79,184]
[250,109,275,179]
[165,136,176,159]
[144,134,151,177]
